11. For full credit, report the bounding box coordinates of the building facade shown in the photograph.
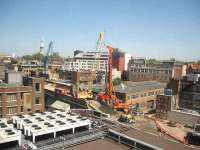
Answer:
[187,64,200,74]
[112,49,125,72]
[128,59,186,83]
[68,51,108,71]
[0,76,45,119]
[112,50,132,72]
[156,94,178,119]
[114,81,165,112]
[179,75,200,112]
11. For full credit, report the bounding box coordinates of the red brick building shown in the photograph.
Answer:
[0,76,45,119]
[187,64,200,74]
[112,49,125,72]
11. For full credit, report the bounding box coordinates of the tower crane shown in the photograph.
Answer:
[43,41,53,79]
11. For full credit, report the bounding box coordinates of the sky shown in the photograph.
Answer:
[0,0,200,61]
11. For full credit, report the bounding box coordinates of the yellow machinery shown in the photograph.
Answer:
[118,110,135,123]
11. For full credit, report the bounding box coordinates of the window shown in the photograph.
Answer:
[7,107,15,114]
[132,95,136,99]
[27,109,31,112]
[20,93,23,99]
[21,106,23,112]
[148,91,154,96]
[35,97,40,104]
[35,83,41,92]
[7,94,17,101]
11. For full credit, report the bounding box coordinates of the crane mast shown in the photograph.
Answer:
[107,45,114,97]
[43,41,53,79]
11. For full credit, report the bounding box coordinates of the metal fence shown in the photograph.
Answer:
[36,127,108,150]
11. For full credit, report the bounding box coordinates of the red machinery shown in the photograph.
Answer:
[97,45,117,104]
[97,45,132,110]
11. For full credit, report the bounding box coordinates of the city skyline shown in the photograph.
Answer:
[0,0,200,61]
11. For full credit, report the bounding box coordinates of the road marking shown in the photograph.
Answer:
[165,138,180,143]
[132,127,159,137]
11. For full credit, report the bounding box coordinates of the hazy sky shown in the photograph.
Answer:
[0,0,200,61]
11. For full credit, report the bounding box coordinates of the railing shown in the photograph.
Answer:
[36,128,108,150]
[107,129,163,150]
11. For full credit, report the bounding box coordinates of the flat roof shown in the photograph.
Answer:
[0,118,21,145]
[0,83,31,89]
[114,81,166,94]
[12,110,91,143]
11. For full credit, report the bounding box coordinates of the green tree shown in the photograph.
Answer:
[113,78,121,86]
[22,55,32,61]
[32,52,44,61]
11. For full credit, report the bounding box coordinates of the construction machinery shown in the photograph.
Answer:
[43,41,53,79]
[97,45,117,104]
[118,110,135,123]
[97,45,132,110]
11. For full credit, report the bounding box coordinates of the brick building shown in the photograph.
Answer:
[112,49,132,72]
[187,64,200,74]
[112,49,125,72]
[114,81,166,112]
[0,74,45,119]
[156,94,178,119]
[128,59,186,83]
[23,77,45,113]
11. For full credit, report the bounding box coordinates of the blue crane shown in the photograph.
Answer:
[43,41,53,79]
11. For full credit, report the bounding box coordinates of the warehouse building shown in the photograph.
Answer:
[114,81,166,112]
[128,59,186,83]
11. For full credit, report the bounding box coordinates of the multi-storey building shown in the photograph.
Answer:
[112,49,132,72]
[69,51,108,71]
[0,63,7,81]
[114,81,165,112]
[0,72,45,119]
[23,76,45,113]
[128,59,186,83]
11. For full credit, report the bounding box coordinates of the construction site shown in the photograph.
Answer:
[0,32,200,150]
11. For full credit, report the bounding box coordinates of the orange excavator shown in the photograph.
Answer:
[97,45,132,110]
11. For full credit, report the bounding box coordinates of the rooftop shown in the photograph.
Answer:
[0,83,30,89]
[188,64,200,70]
[0,118,21,145]
[114,81,166,93]
[75,51,108,59]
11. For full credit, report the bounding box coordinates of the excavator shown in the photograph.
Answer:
[97,45,132,111]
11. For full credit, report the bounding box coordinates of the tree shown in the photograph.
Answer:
[113,78,121,86]
[32,53,44,62]
[22,55,32,61]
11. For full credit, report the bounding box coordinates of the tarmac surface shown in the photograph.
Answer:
[66,138,129,150]
[124,128,199,150]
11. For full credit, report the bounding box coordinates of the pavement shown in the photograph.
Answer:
[66,138,129,150]
[123,127,199,150]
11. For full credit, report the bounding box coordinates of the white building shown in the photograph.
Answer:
[67,51,109,71]
[125,53,132,70]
